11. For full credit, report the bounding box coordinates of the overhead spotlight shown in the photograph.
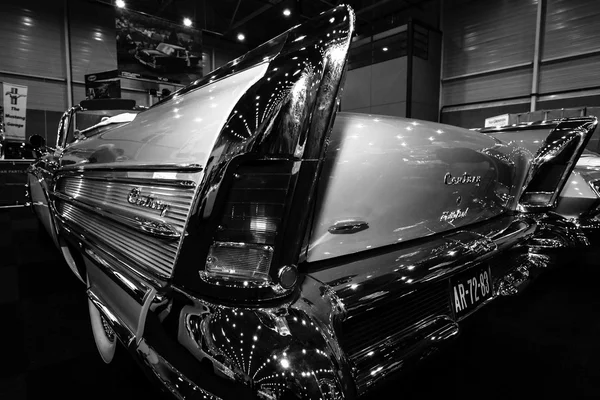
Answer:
[237,33,245,41]
[283,8,291,17]
[183,17,192,27]
[115,0,125,8]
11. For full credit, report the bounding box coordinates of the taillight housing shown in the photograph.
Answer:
[199,160,296,288]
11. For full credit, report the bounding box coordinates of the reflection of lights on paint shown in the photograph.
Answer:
[183,17,192,27]
[350,284,359,290]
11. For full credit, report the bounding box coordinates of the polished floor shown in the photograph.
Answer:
[1,207,599,399]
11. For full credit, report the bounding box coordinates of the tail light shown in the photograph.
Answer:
[199,160,295,287]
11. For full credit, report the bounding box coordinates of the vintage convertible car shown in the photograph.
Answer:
[28,5,598,399]
[135,42,200,72]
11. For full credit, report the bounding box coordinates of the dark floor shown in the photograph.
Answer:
[1,207,599,399]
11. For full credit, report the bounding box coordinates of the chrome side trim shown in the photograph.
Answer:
[54,192,181,240]
[59,162,203,172]
[87,289,136,347]
[63,174,196,188]
[83,246,150,303]
[58,212,170,286]
[54,173,199,278]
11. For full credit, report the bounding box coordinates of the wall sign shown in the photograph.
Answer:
[2,82,28,140]
[484,113,510,128]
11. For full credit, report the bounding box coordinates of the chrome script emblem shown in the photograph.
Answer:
[127,187,169,217]
[444,172,481,185]
[440,207,469,223]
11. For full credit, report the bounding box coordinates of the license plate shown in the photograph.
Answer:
[451,264,492,319]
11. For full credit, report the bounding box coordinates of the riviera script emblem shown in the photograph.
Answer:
[444,172,481,185]
[127,187,169,217]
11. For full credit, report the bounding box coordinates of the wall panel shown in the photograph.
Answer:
[0,0,65,79]
[442,0,537,78]
[371,58,407,107]
[341,65,372,111]
[442,68,532,106]
[539,54,600,94]
[543,0,600,60]
[370,102,406,117]
[69,1,118,82]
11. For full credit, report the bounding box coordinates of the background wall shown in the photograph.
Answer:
[341,18,442,121]
[0,0,245,147]
[441,0,600,128]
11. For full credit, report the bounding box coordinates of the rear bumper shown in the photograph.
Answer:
[81,214,566,399]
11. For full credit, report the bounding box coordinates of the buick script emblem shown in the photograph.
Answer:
[444,172,481,185]
[127,187,169,217]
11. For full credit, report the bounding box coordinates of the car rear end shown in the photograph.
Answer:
[52,4,598,399]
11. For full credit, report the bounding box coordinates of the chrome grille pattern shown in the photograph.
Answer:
[55,176,197,278]
[56,177,193,230]
[340,281,451,390]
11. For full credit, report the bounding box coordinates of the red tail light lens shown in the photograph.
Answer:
[201,161,293,285]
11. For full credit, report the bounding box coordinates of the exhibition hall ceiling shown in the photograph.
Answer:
[113,0,436,46]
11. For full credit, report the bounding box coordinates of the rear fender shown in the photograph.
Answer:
[481,117,598,212]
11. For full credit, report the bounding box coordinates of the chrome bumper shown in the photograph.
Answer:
[79,214,565,400]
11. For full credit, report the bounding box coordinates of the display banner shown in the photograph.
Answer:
[2,82,28,140]
[116,9,203,85]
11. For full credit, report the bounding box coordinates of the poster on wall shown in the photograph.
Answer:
[116,9,203,85]
[2,82,28,141]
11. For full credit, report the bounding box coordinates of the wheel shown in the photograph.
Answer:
[88,281,117,364]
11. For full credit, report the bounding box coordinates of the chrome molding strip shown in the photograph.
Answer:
[84,246,149,304]
[59,217,167,288]
[54,192,181,240]
[87,289,136,347]
[59,163,203,172]
[57,202,177,278]
[57,173,197,188]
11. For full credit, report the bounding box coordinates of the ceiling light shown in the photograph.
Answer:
[115,0,125,8]
[283,8,291,16]
[183,17,192,27]
[382,47,388,51]
[237,33,245,41]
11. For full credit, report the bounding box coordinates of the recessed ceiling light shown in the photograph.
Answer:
[382,47,388,51]
[115,0,125,8]
[237,33,245,41]
[183,17,192,27]
[283,8,291,16]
